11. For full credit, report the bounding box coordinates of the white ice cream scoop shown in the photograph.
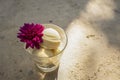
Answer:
[44,28,61,40]
[32,48,54,57]
[41,28,61,49]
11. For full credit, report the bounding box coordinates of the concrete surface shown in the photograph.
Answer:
[0,0,120,80]
[58,0,120,80]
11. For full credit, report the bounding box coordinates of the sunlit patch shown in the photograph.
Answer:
[58,0,118,80]
[81,0,115,21]
[66,21,86,41]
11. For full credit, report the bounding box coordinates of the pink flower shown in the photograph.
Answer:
[17,23,44,49]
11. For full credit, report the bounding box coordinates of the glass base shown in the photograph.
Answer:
[36,63,59,72]
[35,64,58,80]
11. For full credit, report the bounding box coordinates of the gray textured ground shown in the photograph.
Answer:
[0,0,120,80]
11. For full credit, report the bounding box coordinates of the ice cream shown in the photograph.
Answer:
[40,28,61,49]
[32,26,61,57]
[32,48,54,57]
[32,48,60,57]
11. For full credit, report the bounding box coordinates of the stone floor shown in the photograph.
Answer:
[0,0,120,80]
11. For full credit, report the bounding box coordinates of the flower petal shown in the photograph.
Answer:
[17,23,44,49]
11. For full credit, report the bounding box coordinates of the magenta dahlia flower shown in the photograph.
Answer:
[17,23,45,49]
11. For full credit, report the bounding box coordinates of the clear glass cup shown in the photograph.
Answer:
[26,24,68,73]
